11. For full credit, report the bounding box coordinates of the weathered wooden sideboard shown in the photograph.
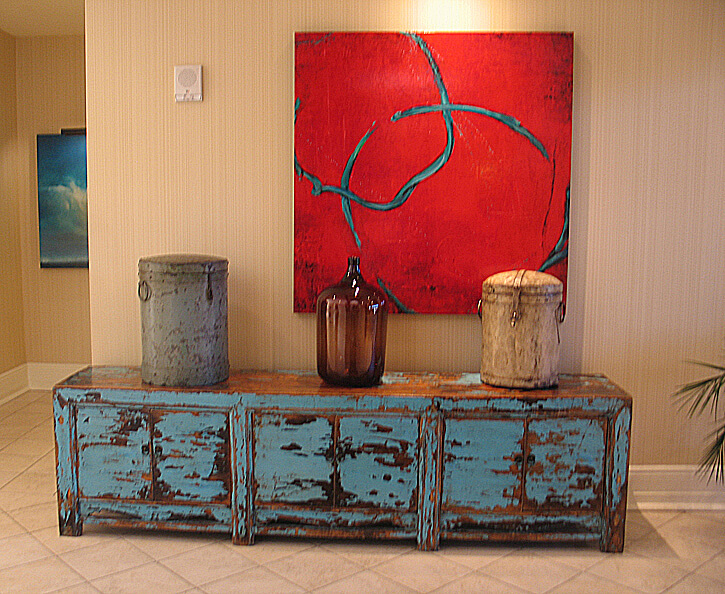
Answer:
[53,367,631,551]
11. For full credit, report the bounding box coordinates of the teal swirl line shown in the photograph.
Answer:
[377,277,416,314]
[539,185,570,272]
[392,103,549,161]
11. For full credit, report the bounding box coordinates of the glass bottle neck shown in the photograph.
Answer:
[342,257,362,286]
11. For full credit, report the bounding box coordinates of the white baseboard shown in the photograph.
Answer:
[0,364,30,405]
[628,465,725,510]
[0,362,88,403]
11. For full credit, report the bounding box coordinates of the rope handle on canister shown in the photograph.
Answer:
[510,269,526,327]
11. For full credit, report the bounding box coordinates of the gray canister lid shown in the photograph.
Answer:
[483,269,562,297]
[138,254,228,274]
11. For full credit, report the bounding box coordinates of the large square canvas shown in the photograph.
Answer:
[36,133,88,268]
[294,32,572,313]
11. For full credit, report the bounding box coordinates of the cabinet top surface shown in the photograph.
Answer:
[55,367,630,402]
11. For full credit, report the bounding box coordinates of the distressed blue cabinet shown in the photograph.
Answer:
[76,405,152,500]
[54,368,631,552]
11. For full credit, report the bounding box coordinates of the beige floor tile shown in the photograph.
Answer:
[667,571,725,594]
[0,401,28,417]
[122,529,227,560]
[0,555,85,593]
[264,546,365,590]
[476,552,580,594]
[1,468,58,494]
[0,483,56,511]
[637,509,683,527]
[159,541,256,586]
[0,436,16,450]
[0,437,54,459]
[203,565,306,593]
[11,501,61,532]
[316,568,418,593]
[90,561,194,593]
[430,570,530,593]
[25,448,57,472]
[526,541,610,571]
[0,510,26,538]
[49,583,102,593]
[0,425,30,442]
[0,452,36,473]
[34,525,123,555]
[232,537,317,564]
[432,541,518,570]
[692,510,725,525]
[319,539,412,568]
[0,469,20,488]
[694,549,725,584]
[547,570,642,593]
[0,532,55,570]
[2,411,51,431]
[624,510,660,541]
[0,396,41,417]
[625,513,725,570]
[373,550,471,592]
[60,538,154,580]
[21,423,55,445]
[587,552,689,592]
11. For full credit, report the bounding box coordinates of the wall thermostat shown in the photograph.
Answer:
[175,65,202,102]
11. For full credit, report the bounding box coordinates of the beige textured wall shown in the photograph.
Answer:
[15,36,91,364]
[85,0,725,465]
[0,29,26,374]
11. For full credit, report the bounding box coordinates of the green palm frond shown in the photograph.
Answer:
[674,360,725,483]
[700,422,725,483]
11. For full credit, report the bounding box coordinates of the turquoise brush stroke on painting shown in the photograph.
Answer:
[539,186,570,272]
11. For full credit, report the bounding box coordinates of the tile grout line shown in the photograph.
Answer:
[0,528,60,574]
[260,545,358,592]
[127,536,230,588]
[85,558,199,591]
[47,551,101,593]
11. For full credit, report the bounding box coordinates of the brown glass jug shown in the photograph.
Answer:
[316,256,388,387]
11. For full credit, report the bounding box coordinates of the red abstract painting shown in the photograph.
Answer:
[294,32,572,313]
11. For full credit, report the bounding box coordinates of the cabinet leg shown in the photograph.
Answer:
[417,533,439,551]
[58,511,83,537]
[232,531,254,545]
[600,512,626,552]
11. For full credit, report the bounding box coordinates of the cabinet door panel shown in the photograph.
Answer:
[442,418,524,513]
[76,405,151,499]
[254,413,334,505]
[338,416,418,510]
[525,417,606,511]
[152,410,230,503]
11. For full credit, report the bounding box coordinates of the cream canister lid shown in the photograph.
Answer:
[482,269,563,297]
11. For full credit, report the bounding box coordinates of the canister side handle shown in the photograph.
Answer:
[138,280,151,301]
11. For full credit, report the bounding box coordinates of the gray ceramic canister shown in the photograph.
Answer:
[138,254,229,386]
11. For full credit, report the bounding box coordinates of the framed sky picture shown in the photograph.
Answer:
[36,132,88,268]
[294,32,572,313]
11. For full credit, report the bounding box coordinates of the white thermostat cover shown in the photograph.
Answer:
[175,65,202,102]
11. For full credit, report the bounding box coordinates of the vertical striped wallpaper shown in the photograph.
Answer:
[15,35,90,364]
[85,0,725,465]
[0,29,25,374]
